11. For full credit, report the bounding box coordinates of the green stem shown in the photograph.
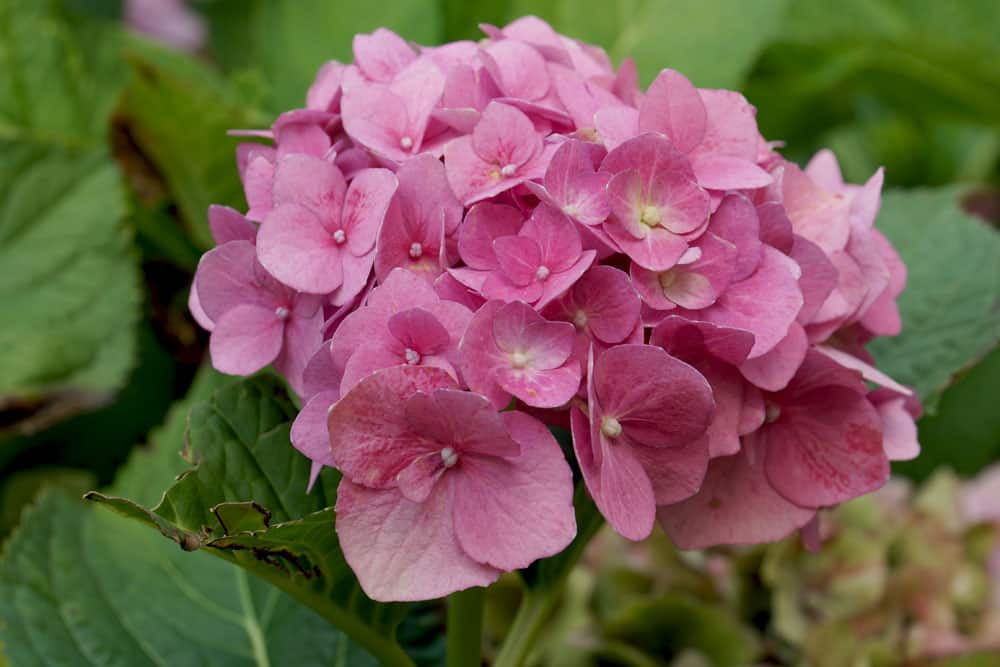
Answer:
[491,590,555,667]
[446,586,485,667]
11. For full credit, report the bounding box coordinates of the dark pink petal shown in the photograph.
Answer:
[452,411,576,569]
[658,443,815,549]
[353,28,415,82]
[208,205,256,245]
[638,68,707,153]
[791,235,838,325]
[209,304,284,375]
[815,345,912,395]
[594,344,714,449]
[535,251,596,311]
[395,154,464,238]
[543,265,639,344]
[739,323,808,392]
[403,389,520,458]
[301,341,340,397]
[597,430,658,541]
[395,452,446,503]
[756,201,794,253]
[336,480,500,602]
[650,316,754,368]
[632,435,709,505]
[328,365,457,488]
[257,204,344,294]
[458,301,514,409]
[458,203,524,270]
[531,140,611,226]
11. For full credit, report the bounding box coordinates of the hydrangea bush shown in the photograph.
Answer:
[189,16,920,603]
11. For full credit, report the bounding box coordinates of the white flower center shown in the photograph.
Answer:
[640,205,662,227]
[765,402,781,423]
[500,163,517,177]
[332,229,346,244]
[404,348,420,365]
[274,306,290,321]
[534,265,550,281]
[409,242,423,259]
[572,310,588,329]
[399,135,414,150]
[510,351,530,369]
[440,447,458,468]
[601,416,623,439]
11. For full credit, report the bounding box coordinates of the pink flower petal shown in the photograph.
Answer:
[341,168,397,256]
[458,203,524,270]
[638,68,707,153]
[208,205,257,245]
[352,28,415,83]
[291,389,340,470]
[209,304,284,375]
[739,322,808,392]
[452,411,576,569]
[336,479,500,602]
[257,204,344,294]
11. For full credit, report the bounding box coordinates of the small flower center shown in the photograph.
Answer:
[534,265,551,281]
[399,135,414,150]
[440,447,458,468]
[640,205,662,227]
[404,348,421,365]
[510,351,530,369]
[332,229,347,244]
[601,416,623,439]
[500,163,517,177]
[572,310,588,329]
[274,306,290,321]
[765,402,781,423]
[409,242,423,259]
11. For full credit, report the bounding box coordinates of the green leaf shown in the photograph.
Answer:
[86,375,415,667]
[117,38,267,249]
[0,367,378,666]
[0,0,141,421]
[869,187,1000,412]
[602,593,759,667]
[201,0,444,113]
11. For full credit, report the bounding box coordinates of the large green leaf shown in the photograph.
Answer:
[117,38,267,250]
[0,0,140,417]
[0,368,377,666]
[86,375,416,667]
[870,187,1000,412]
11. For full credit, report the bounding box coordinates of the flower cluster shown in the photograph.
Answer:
[190,17,919,602]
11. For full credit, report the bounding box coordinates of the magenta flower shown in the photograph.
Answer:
[459,300,581,408]
[600,133,710,271]
[452,202,596,308]
[444,101,554,205]
[571,344,714,540]
[194,241,323,395]
[374,154,462,283]
[330,366,576,601]
[329,268,473,396]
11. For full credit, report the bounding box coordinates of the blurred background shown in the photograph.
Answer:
[0,0,997,665]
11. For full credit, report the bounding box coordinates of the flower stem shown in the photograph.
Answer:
[491,589,554,667]
[446,586,485,667]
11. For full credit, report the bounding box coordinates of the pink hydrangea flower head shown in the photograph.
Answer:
[460,300,581,408]
[572,344,714,540]
[600,133,710,271]
[329,365,576,601]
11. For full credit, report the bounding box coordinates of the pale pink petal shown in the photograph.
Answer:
[638,69,707,153]
[493,235,542,286]
[874,395,920,461]
[273,304,324,397]
[691,155,772,190]
[593,106,638,151]
[453,411,576,569]
[495,364,581,408]
[291,389,340,469]
[196,241,275,321]
[257,204,344,294]
[472,101,541,168]
[208,205,256,245]
[272,153,346,211]
[791,235,838,324]
[458,301,514,409]
[353,28,416,82]
[492,301,575,369]
[209,304,284,375]
[336,479,500,602]
[815,345,912,395]
[342,168,397,256]
[482,40,550,101]
[188,282,214,331]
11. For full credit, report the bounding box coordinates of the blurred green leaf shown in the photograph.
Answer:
[869,187,1000,411]
[0,0,140,424]
[86,375,415,666]
[0,367,377,666]
[118,38,265,249]
[0,467,94,538]
[602,593,759,667]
